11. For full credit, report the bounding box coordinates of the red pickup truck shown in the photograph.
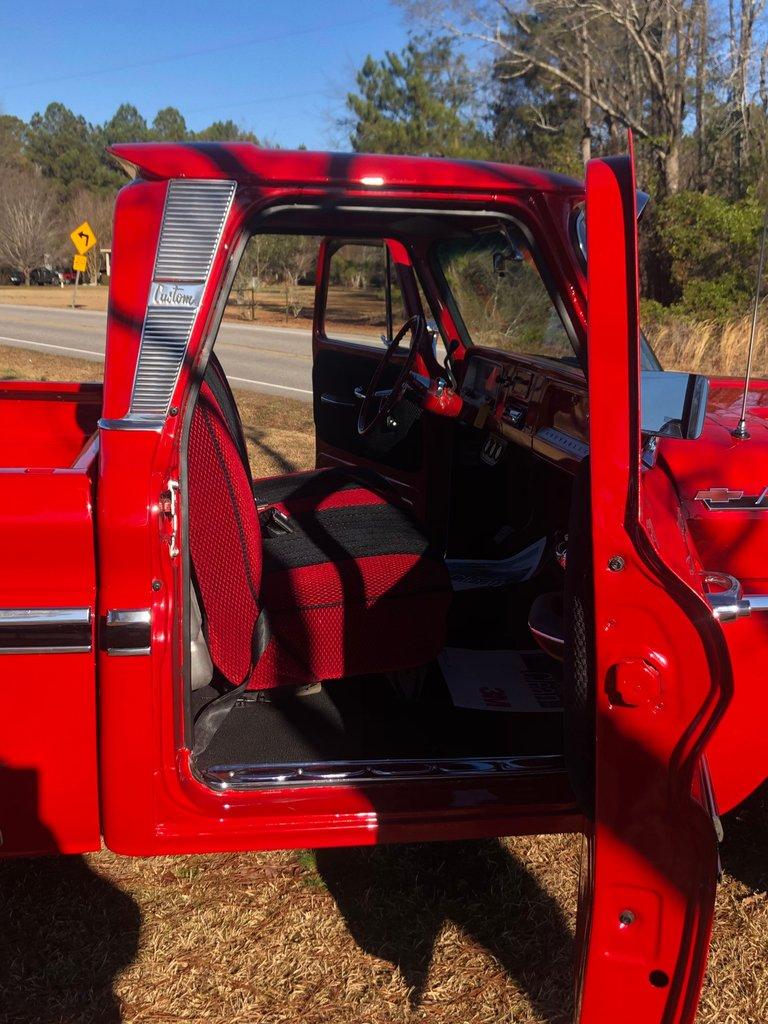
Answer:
[1,140,766,1023]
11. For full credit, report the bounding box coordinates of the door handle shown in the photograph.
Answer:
[320,393,356,407]
[353,386,393,401]
[704,571,768,622]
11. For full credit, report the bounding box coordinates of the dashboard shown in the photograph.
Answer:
[458,348,589,472]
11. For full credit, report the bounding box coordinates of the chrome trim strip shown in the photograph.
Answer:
[129,179,236,420]
[0,608,92,654]
[102,608,152,656]
[98,416,165,432]
[198,753,565,791]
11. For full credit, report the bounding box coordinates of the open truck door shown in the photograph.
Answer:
[573,146,732,1021]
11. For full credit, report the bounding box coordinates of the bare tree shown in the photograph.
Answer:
[400,0,706,193]
[724,0,766,195]
[0,167,58,284]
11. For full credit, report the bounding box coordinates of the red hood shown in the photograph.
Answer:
[658,377,768,501]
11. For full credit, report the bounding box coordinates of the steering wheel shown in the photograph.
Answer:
[357,315,427,436]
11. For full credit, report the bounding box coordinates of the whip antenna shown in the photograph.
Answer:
[733,204,768,439]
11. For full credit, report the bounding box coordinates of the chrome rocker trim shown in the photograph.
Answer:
[199,753,565,791]
[0,608,92,654]
[101,609,152,656]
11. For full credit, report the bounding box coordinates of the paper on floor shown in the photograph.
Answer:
[438,648,562,713]
[445,537,546,591]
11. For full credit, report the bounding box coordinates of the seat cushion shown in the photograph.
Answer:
[253,467,391,518]
[248,473,451,688]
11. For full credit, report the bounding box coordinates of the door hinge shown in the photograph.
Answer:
[160,479,180,558]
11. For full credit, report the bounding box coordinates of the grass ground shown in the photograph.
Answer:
[0,345,767,1024]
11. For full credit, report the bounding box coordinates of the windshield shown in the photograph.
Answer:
[432,227,579,365]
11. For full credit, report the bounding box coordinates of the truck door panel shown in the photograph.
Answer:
[575,146,730,1024]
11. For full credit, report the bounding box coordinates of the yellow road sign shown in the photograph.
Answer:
[72,254,87,273]
[70,220,97,255]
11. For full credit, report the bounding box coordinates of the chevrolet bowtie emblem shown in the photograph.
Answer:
[696,486,768,509]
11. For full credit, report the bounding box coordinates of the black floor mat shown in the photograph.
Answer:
[196,660,563,769]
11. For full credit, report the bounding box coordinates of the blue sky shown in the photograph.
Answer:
[0,0,413,149]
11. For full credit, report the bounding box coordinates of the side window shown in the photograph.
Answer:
[433,229,575,361]
[323,242,406,344]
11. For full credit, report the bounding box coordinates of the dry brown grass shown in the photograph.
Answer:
[0,284,109,311]
[648,314,768,376]
[0,347,766,1024]
[0,345,105,384]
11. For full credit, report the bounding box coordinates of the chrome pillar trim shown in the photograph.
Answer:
[0,608,92,654]
[101,608,152,656]
[129,178,236,420]
[98,416,166,432]
[198,754,565,791]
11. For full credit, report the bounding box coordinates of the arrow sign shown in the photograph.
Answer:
[70,220,97,256]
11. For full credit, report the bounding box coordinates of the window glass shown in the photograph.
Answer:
[324,242,406,344]
[229,234,320,326]
[433,228,575,361]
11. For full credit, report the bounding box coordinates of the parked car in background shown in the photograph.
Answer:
[29,267,61,286]
[8,269,24,285]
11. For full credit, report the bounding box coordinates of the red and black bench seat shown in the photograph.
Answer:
[188,360,451,693]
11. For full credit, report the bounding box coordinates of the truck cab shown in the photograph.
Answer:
[1,141,767,1024]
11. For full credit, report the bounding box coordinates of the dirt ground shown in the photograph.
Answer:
[0,345,766,1024]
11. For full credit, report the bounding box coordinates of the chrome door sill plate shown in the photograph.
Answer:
[198,753,565,791]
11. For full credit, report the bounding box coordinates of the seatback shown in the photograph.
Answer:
[187,365,264,687]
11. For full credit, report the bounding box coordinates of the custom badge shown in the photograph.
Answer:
[148,282,204,308]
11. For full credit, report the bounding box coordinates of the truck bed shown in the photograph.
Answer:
[0,381,102,468]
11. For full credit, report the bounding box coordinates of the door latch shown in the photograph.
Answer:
[160,479,180,558]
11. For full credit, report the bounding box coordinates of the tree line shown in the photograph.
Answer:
[2,1,767,323]
[0,103,257,284]
[345,0,768,322]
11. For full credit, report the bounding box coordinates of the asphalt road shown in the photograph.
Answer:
[0,304,361,403]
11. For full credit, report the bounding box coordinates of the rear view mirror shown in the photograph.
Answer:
[641,371,709,440]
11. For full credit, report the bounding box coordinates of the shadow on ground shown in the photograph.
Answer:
[0,853,140,1023]
[721,778,768,893]
[315,838,575,1022]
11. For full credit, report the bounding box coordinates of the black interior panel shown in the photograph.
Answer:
[196,668,563,768]
[313,348,423,471]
